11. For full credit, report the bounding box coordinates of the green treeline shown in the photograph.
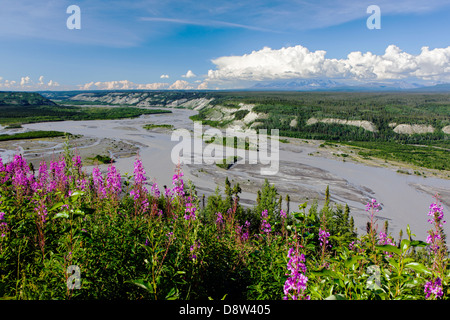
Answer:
[0,104,171,125]
[0,131,68,141]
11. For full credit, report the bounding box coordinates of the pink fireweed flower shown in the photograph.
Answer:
[129,157,150,215]
[319,228,331,249]
[172,170,185,198]
[426,231,442,255]
[92,166,106,199]
[7,154,28,174]
[349,241,355,250]
[189,241,201,261]
[426,196,446,258]
[280,209,287,219]
[106,164,121,197]
[284,247,309,300]
[164,186,173,199]
[50,159,68,192]
[8,155,30,189]
[377,231,396,258]
[133,157,147,186]
[260,209,271,234]
[236,220,251,242]
[72,155,82,169]
[12,167,28,189]
[243,221,250,239]
[34,203,48,224]
[75,178,87,191]
[216,212,223,224]
[150,182,160,198]
[427,202,446,227]
[377,231,395,246]
[366,198,381,212]
[365,198,381,237]
[184,202,197,221]
[33,161,49,192]
[424,278,443,299]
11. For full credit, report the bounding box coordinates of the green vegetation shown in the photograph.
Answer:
[0,104,171,126]
[0,92,56,106]
[204,135,251,150]
[143,123,174,130]
[90,154,114,164]
[189,114,227,128]
[192,91,450,171]
[341,141,450,171]
[0,152,448,300]
[4,124,23,129]
[57,100,111,106]
[0,91,172,126]
[216,156,239,170]
[0,130,68,141]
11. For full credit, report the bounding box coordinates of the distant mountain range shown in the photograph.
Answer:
[249,79,450,92]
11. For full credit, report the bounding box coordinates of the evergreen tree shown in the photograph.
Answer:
[286,194,290,214]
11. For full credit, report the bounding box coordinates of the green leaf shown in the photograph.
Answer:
[406,224,416,239]
[293,211,305,220]
[49,202,64,212]
[410,240,428,248]
[127,279,154,293]
[404,278,420,288]
[69,191,85,201]
[344,255,365,269]
[325,294,346,300]
[389,259,400,272]
[375,244,401,255]
[296,202,307,211]
[53,212,69,219]
[404,262,431,275]
[403,258,415,264]
[72,209,85,217]
[400,239,410,252]
[165,287,178,300]
[311,269,339,279]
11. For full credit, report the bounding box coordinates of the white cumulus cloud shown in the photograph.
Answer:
[182,70,196,78]
[0,75,60,90]
[160,74,170,79]
[169,80,194,90]
[207,45,450,82]
[20,76,31,86]
[196,81,208,90]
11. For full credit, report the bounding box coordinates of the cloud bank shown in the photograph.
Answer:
[78,79,207,90]
[207,45,450,82]
[0,75,60,90]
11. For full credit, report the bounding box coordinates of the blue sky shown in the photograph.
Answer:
[0,0,449,90]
